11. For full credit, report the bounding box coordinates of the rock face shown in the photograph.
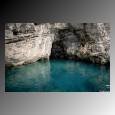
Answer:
[5,23,110,66]
[5,23,68,66]
[52,23,110,64]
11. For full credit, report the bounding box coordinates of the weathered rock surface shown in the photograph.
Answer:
[54,23,110,64]
[5,23,68,66]
[5,23,110,66]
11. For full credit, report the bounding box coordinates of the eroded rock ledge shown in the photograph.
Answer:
[5,23,110,66]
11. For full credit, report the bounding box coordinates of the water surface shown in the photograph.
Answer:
[5,60,110,92]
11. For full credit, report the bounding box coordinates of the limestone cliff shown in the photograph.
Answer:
[5,23,110,66]
[53,23,110,64]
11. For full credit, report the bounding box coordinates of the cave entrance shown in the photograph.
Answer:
[50,40,67,59]
[50,28,75,60]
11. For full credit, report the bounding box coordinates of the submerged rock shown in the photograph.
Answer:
[5,23,110,66]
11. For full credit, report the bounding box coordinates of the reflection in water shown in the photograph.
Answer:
[5,60,110,92]
[6,61,51,92]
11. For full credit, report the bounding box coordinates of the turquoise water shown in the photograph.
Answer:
[5,60,110,92]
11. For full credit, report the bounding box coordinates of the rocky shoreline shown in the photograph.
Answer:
[5,23,110,66]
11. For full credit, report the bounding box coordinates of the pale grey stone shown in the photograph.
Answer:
[5,23,110,66]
